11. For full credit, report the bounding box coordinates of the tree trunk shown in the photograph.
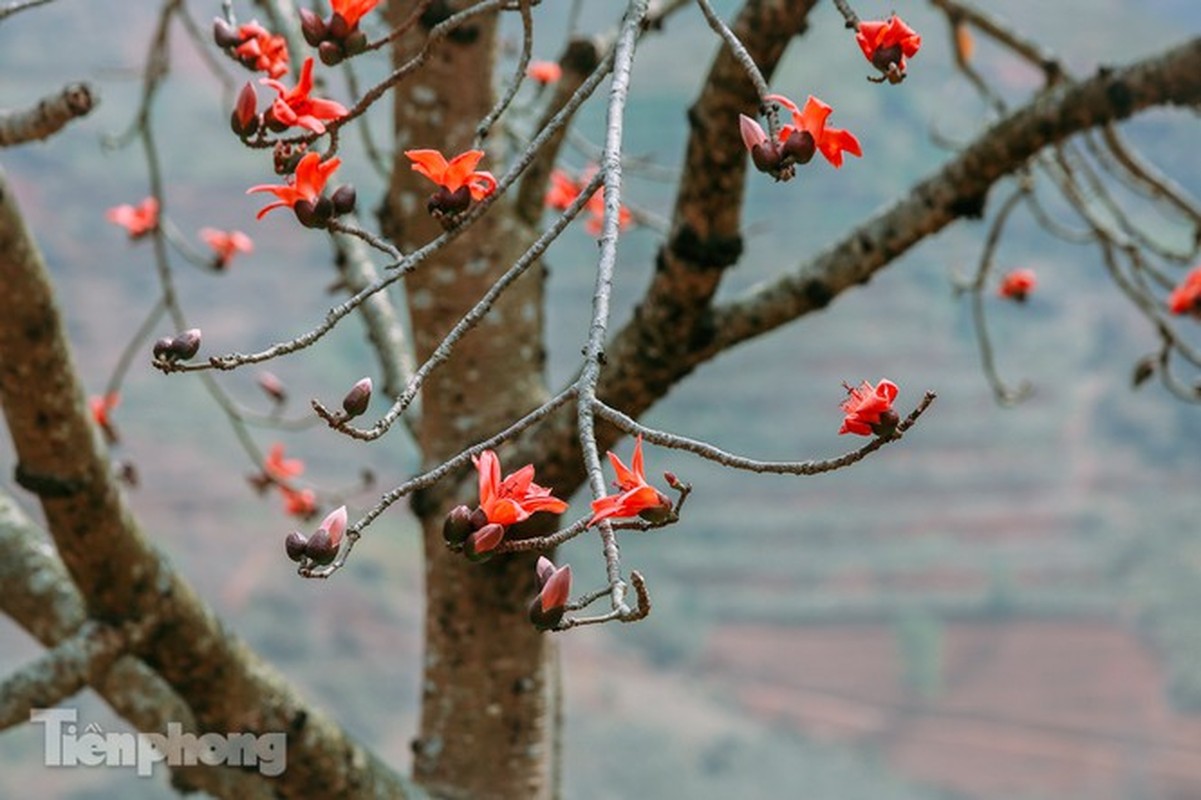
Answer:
[380,4,557,797]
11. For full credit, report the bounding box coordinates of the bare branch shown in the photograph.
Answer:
[0,83,96,146]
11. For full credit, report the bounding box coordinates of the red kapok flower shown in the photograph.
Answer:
[473,450,569,527]
[766,93,862,169]
[545,169,581,211]
[527,60,563,85]
[1168,266,1201,316]
[106,197,159,239]
[331,0,381,29]
[839,379,900,437]
[545,167,632,236]
[589,436,673,527]
[261,57,347,134]
[231,21,290,79]
[246,151,342,222]
[264,443,305,482]
[407,149,496,198]
[998,268,1037,302]
[199,228,254,269]
[280,486,318,519]
[856,14,921,84]
[585,185,633,236]
[89,392,120,445]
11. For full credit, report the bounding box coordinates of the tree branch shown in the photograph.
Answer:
[0,83,96,147]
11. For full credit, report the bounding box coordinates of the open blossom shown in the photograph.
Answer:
[998,268,1037,302]
[330,0,381,29]
[1168,265,1201,316]
[766,93,862,168]
[856,14,921,83]
[281,486,317,519]
[406,149,498,219]
[246,151,342,221]
[839,379,900,437]
[473,450,568,527]
[229,21,289,79]
[589,436,673,527]
[261,57,347,134]
[264,443,304,483]
[544,168,632,236]
[199,228,253,269]
[527,60,563,85]
[106,198,159,239]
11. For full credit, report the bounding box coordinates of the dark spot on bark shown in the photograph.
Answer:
[289,710,308,734]
[447,25,479,45]
[686,103,702,131]
[562,39,600,75]
[858,234,874,253]
[687,317,716,351]
[420,0,452,29]
[803,280,834,309]
[950,191,987,219]
[669,225,743,270]
[512,676,536,694]
[14,463,85,497]
[1106,78,1134,118]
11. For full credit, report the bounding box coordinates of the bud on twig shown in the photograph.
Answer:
[154,329,202,363]
[464,522,504,562]
[341,377,372,418]
[285,531,308,562]
[442,504,475,546]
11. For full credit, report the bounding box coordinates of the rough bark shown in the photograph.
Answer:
[379,4,557,798]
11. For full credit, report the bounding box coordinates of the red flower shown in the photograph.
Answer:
[527,61,563,85]
[998,268,1037,302]
[199,228,254,269]
[1168,266,1201,316]
[839,379,900,437]
[765,93,862,168]
[232,21,289,79]
[261,57,347,134]
[89,392,120,444]
[473,450,568,527]
[264,443,304,482]
[330,0,381,29]
[257,371,287,403]
[856,14,921,83]
[106,197,159,239]
[406,149,498,201]
[544,168,632,236]
[280,486,317,519]
[246,151,342,220]
[589,436,672,526]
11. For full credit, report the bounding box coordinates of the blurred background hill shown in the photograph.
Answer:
[1,1,1200,798]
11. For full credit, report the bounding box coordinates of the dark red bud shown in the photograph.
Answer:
[468,507,489,530]
[169,329,202,361]
[304,527,339,565]
[341,377,372,418]
[344,31,368,56]
[781,130,816,165]
[328,12,351,41]
[637,493,674,524]
[427,185,473,217]
[285,531,308,562]
[212,19,240,48]
[872,44,904,74]
[528,596,565,631]
[264,109,289,133]
[1132,356,1156,389]
[750,141,782,174]
[298,7,328,47]
[443,505,475,546]
[293,198,332,229]
[331,184,357,216]
[663,471,680,489]
[535,555,555,589]
[231,83,258,137]
[318,40,345,66]
[464,523,505,562]
[870,409,900,438]
[152,336,175,361]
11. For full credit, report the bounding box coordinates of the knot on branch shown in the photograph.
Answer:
[668,224,743,271]
[15,463,87,498]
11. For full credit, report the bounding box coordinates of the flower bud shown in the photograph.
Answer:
[637,491,675,524]
[534,555,556,589]
[293,198,328,229]
[152,336,175,361]
[341,377,372,418]
[169,329,202,361]
[468,507,489,530]
[871,44,904,75]
[529,562,571,631]
[304,528,339,565]
[298,7,328,47]
[230,82,259,137]
[258,371,287,404]
[318,41,345,66]
[750,141,782,174]
[442,504,475,546]
[528,596,566,631]
[212,18,240,48]
[344,31,368,56]
[781,130,816,165]
[285,531,308,562]
[328,12,351,41]
[331,185,357,217]
[1131,356,1156,389]
[870,409,900,438]
[464,522,505,562]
